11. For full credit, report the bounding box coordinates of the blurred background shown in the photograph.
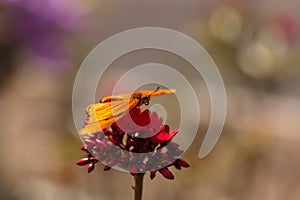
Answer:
[1,0,300,199]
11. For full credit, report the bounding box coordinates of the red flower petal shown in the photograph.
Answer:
[130,165,137,176]
[112,108,151,133]
[162,125,170,133]
[107,159,116,166]
[76,158,91,166]
[174,164,182,170]
[131,109,151,127]
[80,145,88,151]
[154,130,179,142]
[149,112,161,131]
[159,168,174,180]
[150,170,157,180]
[103,165,111,171]
[175,159,190,168]
[87,163,95,173]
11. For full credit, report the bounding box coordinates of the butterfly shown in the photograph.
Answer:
[80,87,176,135]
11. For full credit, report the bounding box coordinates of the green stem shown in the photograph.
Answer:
[134,173,145,200]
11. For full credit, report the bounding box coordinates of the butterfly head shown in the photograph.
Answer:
[141,95,150,106]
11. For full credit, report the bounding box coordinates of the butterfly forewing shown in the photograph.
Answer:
[100,93,132,103]
[147,88,176,97]
[79,88,176,135]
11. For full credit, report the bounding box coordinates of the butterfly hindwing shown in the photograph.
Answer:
[79,98,139,135]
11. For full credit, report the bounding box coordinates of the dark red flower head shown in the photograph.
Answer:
[77,107,189,180]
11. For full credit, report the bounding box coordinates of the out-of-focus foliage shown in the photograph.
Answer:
[0,0,300,200]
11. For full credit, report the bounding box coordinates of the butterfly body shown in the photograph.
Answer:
[80,88,175,135]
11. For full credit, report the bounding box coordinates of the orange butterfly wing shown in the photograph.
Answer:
[79,89,176,135]
[100,89,176,102]
[139,88,176,97]
[79,99,138,135]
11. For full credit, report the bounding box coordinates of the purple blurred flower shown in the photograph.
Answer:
[1,0,88,68]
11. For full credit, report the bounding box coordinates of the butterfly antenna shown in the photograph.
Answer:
[149,86,160,96]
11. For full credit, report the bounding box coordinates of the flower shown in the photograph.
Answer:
[1,0,89,68]
[77,107,189,180]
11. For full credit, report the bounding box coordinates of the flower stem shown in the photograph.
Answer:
[134,173,145,200]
